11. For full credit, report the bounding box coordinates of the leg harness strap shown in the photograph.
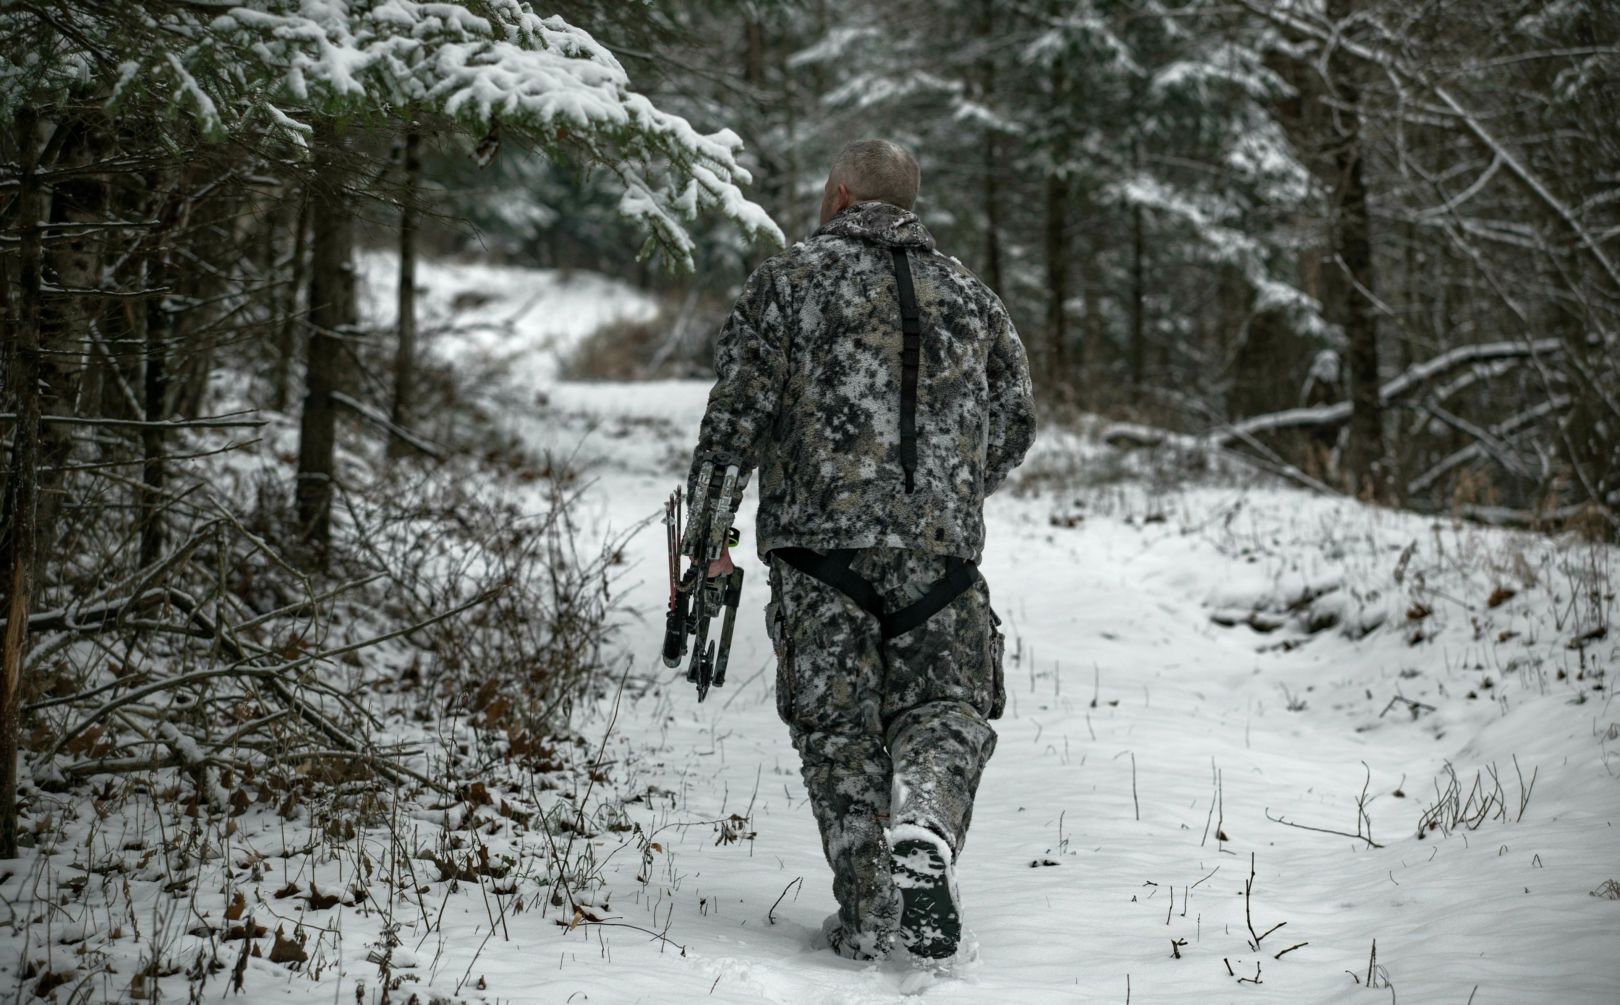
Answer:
[772,547,979,640]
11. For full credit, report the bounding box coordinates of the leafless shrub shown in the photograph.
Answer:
[345,458,636,776]
[1415,757,1538,839]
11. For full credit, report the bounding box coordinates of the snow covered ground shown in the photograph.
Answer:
[6,255,1617,1004]
[366,254,1620,1003]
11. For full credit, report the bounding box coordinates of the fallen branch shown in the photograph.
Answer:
[1266,806,1384,848]
[1408,395,1568,496]
[1104,339,1563,450]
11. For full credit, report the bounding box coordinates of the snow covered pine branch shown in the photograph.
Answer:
[6,0,785,270]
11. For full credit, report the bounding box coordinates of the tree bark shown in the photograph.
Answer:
[1,108,45,859]
[273,189,311,413]
[1327,0,1385,499]
[389,126,421,456]
[978,0,1003,296]
[295,124,355,558]
[140,180,184,567]
[1040,0,1071,384]
[36,117,106,543]
[1129,196,1146,397]
[1043,165,1070,378]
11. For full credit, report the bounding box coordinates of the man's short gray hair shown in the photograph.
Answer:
[828,139,921,210]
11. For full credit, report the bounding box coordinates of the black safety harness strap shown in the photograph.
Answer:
[891,247,922,494]
[772,547,979,640]
[766,247,967,639]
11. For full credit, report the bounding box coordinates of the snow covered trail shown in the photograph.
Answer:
[375,258,1620,1003]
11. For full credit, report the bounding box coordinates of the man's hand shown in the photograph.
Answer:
[706,544,735,579]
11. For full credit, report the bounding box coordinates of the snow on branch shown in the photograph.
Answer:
[2,1,782,270]
[208,2,781,267]
[1104,338,1566,450]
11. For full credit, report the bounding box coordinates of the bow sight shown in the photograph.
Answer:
[662,462,746,702]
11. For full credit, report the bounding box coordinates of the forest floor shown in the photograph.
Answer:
[6,255,1619,1004]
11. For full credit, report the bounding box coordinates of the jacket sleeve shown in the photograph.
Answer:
[683,259,789,543]
[983,299,1036,496]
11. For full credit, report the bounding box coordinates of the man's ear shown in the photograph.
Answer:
[837,183,853,211]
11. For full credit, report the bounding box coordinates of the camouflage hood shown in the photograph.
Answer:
[814,200,935,250]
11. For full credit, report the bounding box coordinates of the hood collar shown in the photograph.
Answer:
[813,200,934,250]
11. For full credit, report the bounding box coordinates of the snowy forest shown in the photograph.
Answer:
[1,1,1617,1003]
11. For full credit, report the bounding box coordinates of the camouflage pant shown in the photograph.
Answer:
[766,547,1001,956]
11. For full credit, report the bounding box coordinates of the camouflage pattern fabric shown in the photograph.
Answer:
[766,547,1001,958]
[684,200,1037,562]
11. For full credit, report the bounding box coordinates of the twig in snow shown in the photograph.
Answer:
[1243,854,1286,952]
[1201,761,1223,847]
[1131,752,1139,821]
[768,877,803,925]
[1265,806,1384,849]
[1380,695,1436,720]
[1512,755,1538,821]
[568,919,686,955]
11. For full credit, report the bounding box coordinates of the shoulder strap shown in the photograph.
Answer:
[890,248,922,494]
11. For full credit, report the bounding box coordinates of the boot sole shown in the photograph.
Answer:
[891,838,960,959]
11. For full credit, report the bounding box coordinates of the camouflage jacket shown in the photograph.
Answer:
[686,200,1036,562]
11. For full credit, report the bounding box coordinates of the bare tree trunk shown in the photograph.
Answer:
[140,181,184,567]
[273,189,311,413]
[1129,196,1146,397]
[1079,251,1105,379]
[1039,0,1071,384]
[745,18,766,94]
[983,136,1004,296]
[1,108,45,859]
[978,0,1003,296]
[389,126,420,456]
[1327,0,1385,499]
[36,117,106,543]
[296,125,355,558]
[1043,165,1070,379]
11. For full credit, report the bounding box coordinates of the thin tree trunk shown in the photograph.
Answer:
[1327,0,1384,499]
[37,118,104,542]
[1044,166,1070,378]
[1039,0,1071,382]
[1079,249,1105,379]
[296,125,355,557]
[1129,198,1146,396]
[273,189,311,413]
[983,135,1004,296]
[140,183,182,567]
[745,17,766,90]
[979,0,1003,295]
[389,126,420,456]
[1,107,45,859]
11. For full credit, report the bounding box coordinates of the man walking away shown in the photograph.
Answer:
[682,138,1037,962]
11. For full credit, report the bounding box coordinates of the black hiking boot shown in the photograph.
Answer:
[891,836,960,960]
